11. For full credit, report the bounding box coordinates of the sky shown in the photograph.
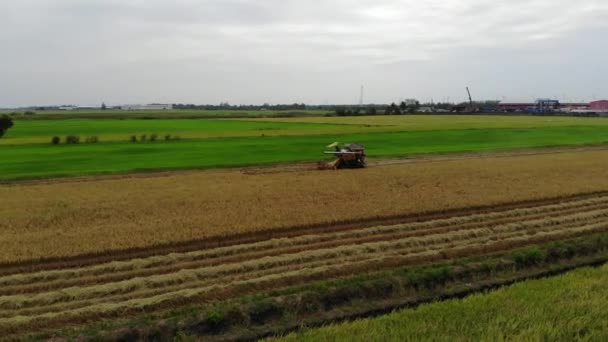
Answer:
[1,0,607,107]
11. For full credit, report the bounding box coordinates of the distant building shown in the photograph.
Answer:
[121,104,173,110]
[58,106,77,111]
[498,99,590,113]
[498,102,535,112]
[590,100,608,111]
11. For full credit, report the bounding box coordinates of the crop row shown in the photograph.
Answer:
[3,195,608,291]
[1,197,608,333]
[4,149,608,264]
[2,223,606,335]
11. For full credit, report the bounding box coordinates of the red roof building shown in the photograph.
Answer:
[590,100,608,111]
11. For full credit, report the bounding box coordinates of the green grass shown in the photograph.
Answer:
[0,119,374,145]
[276,263,608,341]
[6,115,608,146]
[2,125,608,180]
[254,114,608,130]
[2,115,608,180]
[2,109,329,120]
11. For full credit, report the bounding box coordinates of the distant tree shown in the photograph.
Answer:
[65,135,80,144]
[407,101,420,114]
[101,102,107,110]
[366,107,377,115]
[389,102,400,115]
[399,101,407,113]
[0,115,14,138]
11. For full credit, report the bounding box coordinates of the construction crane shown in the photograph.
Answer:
[465,86,479,112]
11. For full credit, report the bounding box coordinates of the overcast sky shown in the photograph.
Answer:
[1,0,607,107]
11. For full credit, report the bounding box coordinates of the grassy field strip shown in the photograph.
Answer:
[2,208,598,320]
[4,125,608,180]
[250,115,608,130]
[9,116,608,146]
[2,119,379,146]
[2,110,329,121]
[2,195,607,290]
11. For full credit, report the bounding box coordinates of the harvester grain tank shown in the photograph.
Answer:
[320,142,366,169]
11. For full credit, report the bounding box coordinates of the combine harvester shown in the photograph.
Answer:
[319,142,366,169]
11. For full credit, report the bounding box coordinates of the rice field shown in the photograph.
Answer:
[3,114,608,179]
[3,115,608,338]
[0,119,376,145]
[276,263,608,341]
[3,149,608,263]
[2,193,608,338]
[252,114,608,130]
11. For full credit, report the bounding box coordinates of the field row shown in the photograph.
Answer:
[3,125,608,180]
[3,149,608,264]
[1,119,374,145]
[7,115,608,146]
[2,194,608,335]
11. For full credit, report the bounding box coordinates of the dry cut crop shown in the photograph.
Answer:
[2,149,608,263]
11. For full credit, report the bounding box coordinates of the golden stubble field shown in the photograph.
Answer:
[2,149,608,263]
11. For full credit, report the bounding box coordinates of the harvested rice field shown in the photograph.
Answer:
[3,191,608,339]
[2,148,608,264]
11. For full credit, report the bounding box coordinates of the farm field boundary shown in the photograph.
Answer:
[3,194,608,339]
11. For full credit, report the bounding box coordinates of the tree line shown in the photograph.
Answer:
[335,101,421,116]
[173,103,307,111]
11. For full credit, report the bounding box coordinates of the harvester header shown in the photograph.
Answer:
[319,142,366,169]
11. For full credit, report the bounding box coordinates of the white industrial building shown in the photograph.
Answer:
[121,104,173,110]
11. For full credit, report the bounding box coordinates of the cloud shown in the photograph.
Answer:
[0,0,607,106]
